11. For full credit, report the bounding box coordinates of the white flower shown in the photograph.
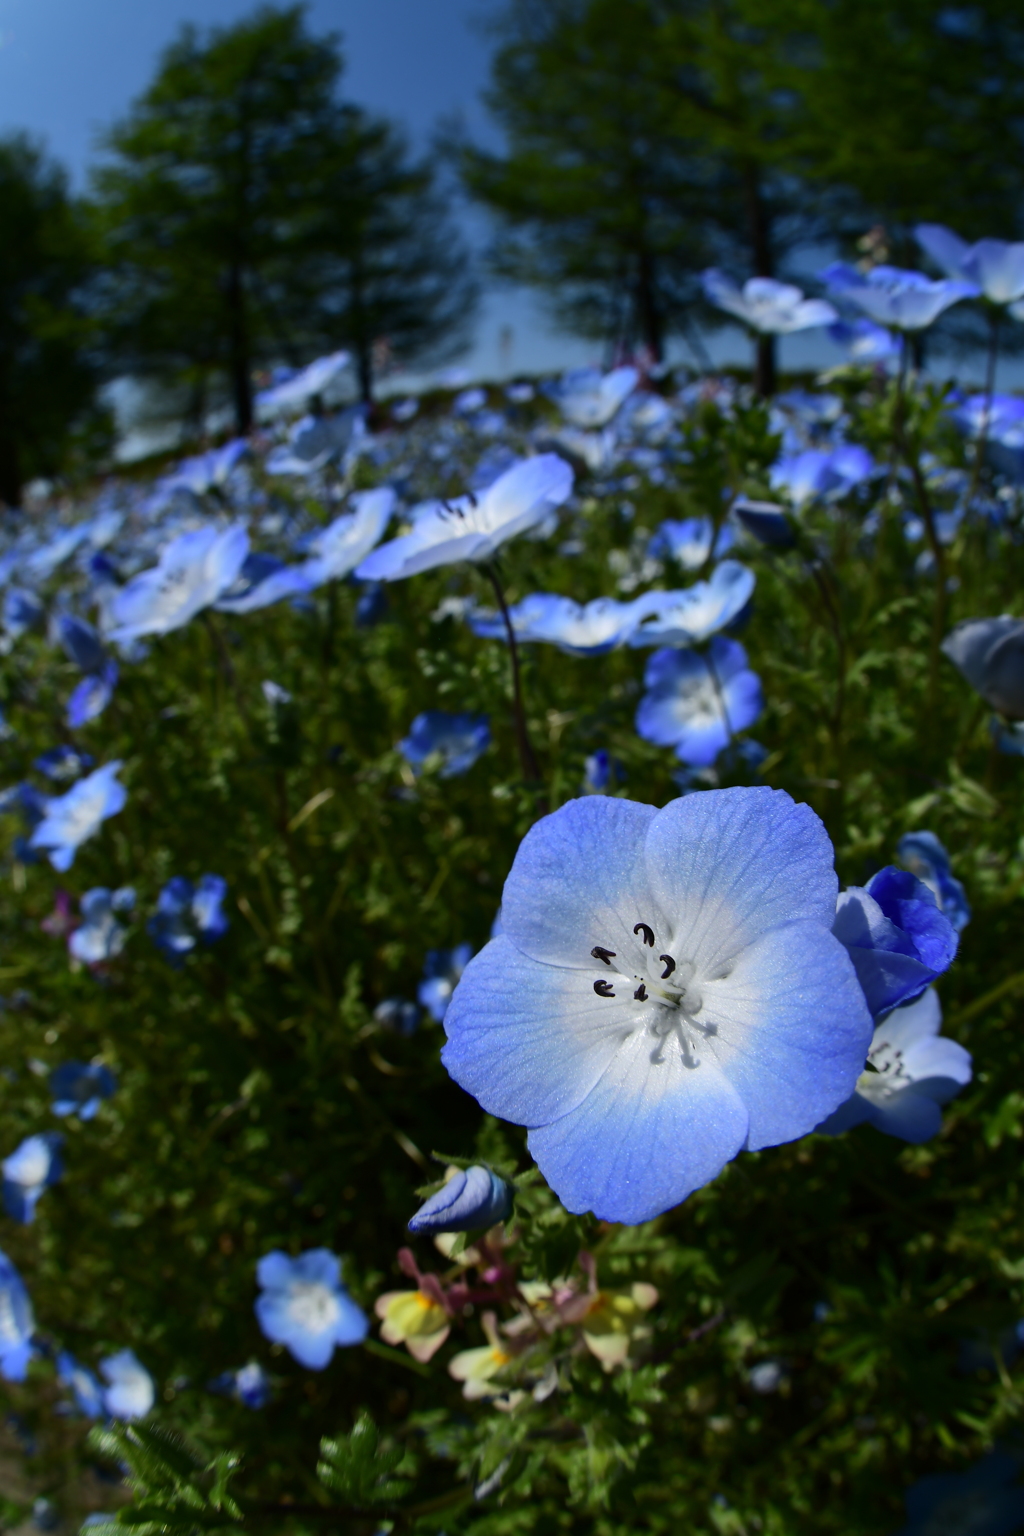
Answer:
[107,523,249,641]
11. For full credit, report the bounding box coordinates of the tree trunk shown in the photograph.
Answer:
[635,249,664,363]
[744,163,776,396]
[350,256,374,404]
[225,261,253,434]
[0,431,20,510]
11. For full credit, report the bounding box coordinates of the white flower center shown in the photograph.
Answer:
[855,1037,912,1101]
[286,1280,340,1335]
[590,920,718,1068]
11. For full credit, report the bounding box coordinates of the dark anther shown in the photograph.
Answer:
[591,945,616,966]
[634,983,648,1002]
[659,954,676,979]
[633,922,655,947]
[467,491,479,508]
[594,979,616,998]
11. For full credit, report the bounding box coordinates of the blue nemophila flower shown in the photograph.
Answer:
[470,592,659,657]
[408,1166,514,1235]
[53,613,104,673]
[951,394,1024,442]
[648,518,735,570]
[256,350,350,418]
[300,488,396,588]
[148,875,229,962]
[3,587,44,639]
[916,223,1024,307]
[732,499,795,549]
[821,262,978,329]
[213,553,312,615]
[441,789,872,1224]
[636,639,763,767]
[2,1133,63,1222]
[0,1249,35,1379]
[69,886,135,965]
[897,831,971,933]
[399,712,490,778]
[29,761,127,872]
[547,366,639,428]
[419,944,473,1023]
[355,455,573,581]
[942,616,1024,718]
[833,867,958,1018]
[584,750,623,794]
[255,1249,368,1369]
[50,1061,117,1120]
[769,445,875,509]
[107,523,249,641]
[895,1450,1024,1536]
[209,1360,271,1409]
[817,987,971,1144]
[373,998,420,1035]
[56,1351,104,1417]
[66,662,118,730]
[33,746,93,782]
[628,562,755,648]
[827,318,900,363]
[100,1349,155,1419]
[702,270,837,334]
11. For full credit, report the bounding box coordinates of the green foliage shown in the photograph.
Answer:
[85,1422,242,1533]
[317,1410,414,1505]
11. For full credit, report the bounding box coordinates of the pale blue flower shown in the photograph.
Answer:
[769,445,876,508]
[951,393,1024,443]
[897,832,971,933]
[408,1166,513,1235]
[23,524,93,582]
[827,319,900,363]
[264,405,367,475]
[355,455,573,580]
[255,1249,368,1369]
[399,713,490,778]
[50,1061,117,1120]
[454,386,487,415]
[69,887,134,965]
[470,592,659,656]
[942,616,1024,718]
[702,270,837,334]
[821,263,978,329]
[916,223,1024,306]
[0,1250,35,1380]
[66,663,118,729]
[56,1351,104,1417]
[100,1349,154,1419]
[441,789,872,1223]
[213,554,312,615]
[29,761,127,872]
[209,1360,271,1409]
[817,988,971,1144]
[33,747,93,783]
[256,350,350,418]
[419,944,473,1023]
[2,1134,62,1223]
[107,523,249,641]
[161,440,249,499]
[299,488,395,587]
[648,518,735,569]
[628,561,755,647]
[635,637,763,766]
[583,750,623,794]
[148,875,229,963]
[547,367,639,428]
[833,867,958,1018]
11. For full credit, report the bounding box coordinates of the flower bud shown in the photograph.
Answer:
[408,1165,512,1235]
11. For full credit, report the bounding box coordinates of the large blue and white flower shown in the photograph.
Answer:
[821,263,978,330]
[702,271,837,334]
[628,562,755,648]
[470,592,659,657]
[442,789,873,1224]
[100,1349,155,1419]
[817,988,971,1143]
[2,1133,63,1223]
[0,1250,35,1380]
[916,224,1024,307]
[29,761,127,872]
[255,1249,368,1369]
[106,523,249,641]
[832,867,959,1018]
[635,638,763,766]
[399,713,490,778]
[356,456,572,580]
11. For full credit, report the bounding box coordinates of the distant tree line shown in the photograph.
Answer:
[4,0,1024,503]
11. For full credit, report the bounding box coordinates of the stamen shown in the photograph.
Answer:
[633,923,655,947]
[591,945,616,965]
[659,954,676,979]
[593,979,615,998]
[634,983,648,1001]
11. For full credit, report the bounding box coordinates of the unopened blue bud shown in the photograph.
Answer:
[408,1165,513,1235]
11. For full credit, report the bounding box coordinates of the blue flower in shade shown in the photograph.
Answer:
[950,394,1024,442]
[100,1349,154,1420]
[355,455,573,580]
[69,887,135,965]
[817,987,971,1144]
[832,867,959,1018]
[2,1134,63,1223]
[399,713,490,778]
[470,592,658,657]
[209,1360,271,1409]
[408,1166,514,1235]
[255,1249,368,1369]
[702,270,837,334]
[583,750,624,794]
[213,553,313,615]
[0,1250,35,1380]
[419,944,473,1023]
[769,445,876,508]
[28,761,127,872]
[147,875,229,963]
[256,350,350,418]
[916,223,1024,307]
[895,1451,1024,1536]
[107,523,249,641]
[49,1061,117,1120]
[648,518,735,569]
[627,562,755,647]
[942,617,1024,719]
[732,499,795,549]
[441,789,871,1224]
[827,318,900,363]
[56,1352,104,1417]
[355,581,388,627]
[53,613,105,673]
[66,663,118,729]
[547,366,639,428]
[897,831,971,933]
[33,747,93,783]
[635,638,764,767]
[373,998,420,1036]
[821,262,978,329]
[3,587,44,640]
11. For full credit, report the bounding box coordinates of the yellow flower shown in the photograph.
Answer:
[374,1289,450,1363]
[581,1282,659,1371]
[448,1311,515,1400]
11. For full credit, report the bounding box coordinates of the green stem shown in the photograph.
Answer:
[484,562,541,784]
